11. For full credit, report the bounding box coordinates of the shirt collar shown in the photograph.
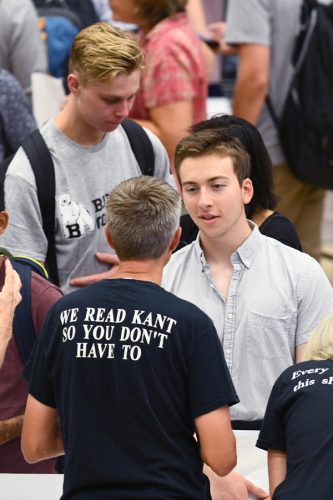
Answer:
[194,221,263,271]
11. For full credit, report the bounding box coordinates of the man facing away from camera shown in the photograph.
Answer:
[22,176,238,500]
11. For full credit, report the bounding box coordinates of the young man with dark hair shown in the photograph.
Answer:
[163,128,333,499]
[22,176,238,499]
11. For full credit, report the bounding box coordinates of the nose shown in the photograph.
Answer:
[114,100,130,118]
[198,188,213,209]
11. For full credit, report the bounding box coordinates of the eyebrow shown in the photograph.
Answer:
[182,176,230,186]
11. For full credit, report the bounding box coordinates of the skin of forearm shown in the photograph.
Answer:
[0,327,13,368]
[233,78,268,125]
[0,414,24,445]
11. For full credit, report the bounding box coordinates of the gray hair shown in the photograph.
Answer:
[106,176,181,260]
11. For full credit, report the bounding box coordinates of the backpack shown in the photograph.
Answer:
[267,0,333,189]
[0,119,155,286]
[32,0,84,78]
[0,252,49,365]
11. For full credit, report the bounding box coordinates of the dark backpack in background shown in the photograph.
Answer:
[0,119,155,286]
[267,0,333,189]
[65,0,99,27]
[0,252,49,366]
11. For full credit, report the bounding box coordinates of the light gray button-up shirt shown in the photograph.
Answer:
[163,224,333,421]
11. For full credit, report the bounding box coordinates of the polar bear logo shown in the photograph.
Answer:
[58,193,95,239]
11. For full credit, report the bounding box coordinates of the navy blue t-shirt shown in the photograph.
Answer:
[257,360,333,499]
[29,279,239,499]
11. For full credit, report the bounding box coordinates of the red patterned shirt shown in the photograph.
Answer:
[130,13,207,124]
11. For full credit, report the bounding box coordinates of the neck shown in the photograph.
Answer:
[55,96,106,146]
[251,208,274,227]
[111,259,166,285]
[199,221,252,265]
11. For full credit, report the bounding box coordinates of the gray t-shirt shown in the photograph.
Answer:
[225,0,302,166]
[2,119,174,294]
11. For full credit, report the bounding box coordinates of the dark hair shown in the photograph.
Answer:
[191,115,278,219]
[135,0,187,30]
[174,128,251,184]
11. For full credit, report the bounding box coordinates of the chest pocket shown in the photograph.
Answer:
[246,310,293,360]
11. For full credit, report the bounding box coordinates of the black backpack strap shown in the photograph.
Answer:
[13,255,49,280]
[11,259,36,366]
[21,130,59,286]
[121,119,155,176]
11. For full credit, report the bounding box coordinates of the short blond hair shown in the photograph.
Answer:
[106,176,181,261]
[304,314,333,361]
[69,22,144,83]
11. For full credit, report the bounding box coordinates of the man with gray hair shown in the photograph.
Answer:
[22,176,238,499]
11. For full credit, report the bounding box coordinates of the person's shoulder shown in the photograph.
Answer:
[140,125,166,152]
[31,271,62,297]
[6,145,35,183]
[159,281,215,328]
[260,212,302,250]
[261,233,311,262]
[165,242,197,270]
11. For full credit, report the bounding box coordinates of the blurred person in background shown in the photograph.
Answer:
[0,69,37,161]
[109,0,208,160]
[0,0,47,103]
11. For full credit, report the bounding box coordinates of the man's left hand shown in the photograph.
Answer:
[69,253,120,287]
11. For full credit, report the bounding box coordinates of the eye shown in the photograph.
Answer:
[183,185,198,194]
[212,183,225,190]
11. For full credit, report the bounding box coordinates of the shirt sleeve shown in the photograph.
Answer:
[1,148,48,261]
[296,257,333,346]
[28,307,58,408]
[225,0,271,46]
[256,381,286,451]
[31,273,63,335]
[187,323,239,419]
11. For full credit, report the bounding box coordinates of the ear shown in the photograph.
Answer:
[242,178,254,205]
[0,211,9,235]
[67,73,81,96]
[169,226,182,253]
[104,226,115,249]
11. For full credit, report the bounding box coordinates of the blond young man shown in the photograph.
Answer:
[162,129,333,499]
[22,176,238,499]
[2,22,173,294]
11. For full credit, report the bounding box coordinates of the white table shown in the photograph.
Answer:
[0,473,63,500]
